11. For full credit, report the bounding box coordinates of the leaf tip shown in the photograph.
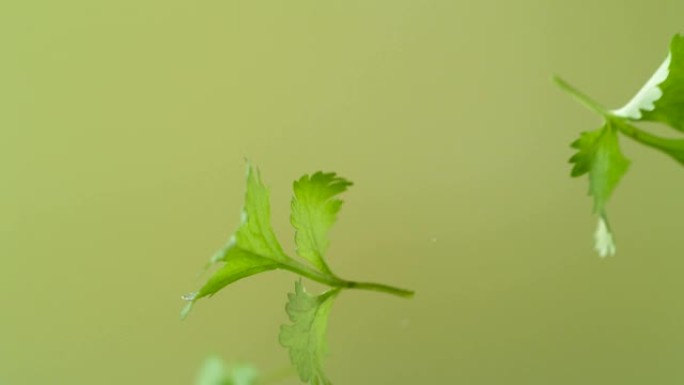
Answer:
[551,74,565,87]
[180,292,198,320]
[594,216,616,258]
[180,301,195,320]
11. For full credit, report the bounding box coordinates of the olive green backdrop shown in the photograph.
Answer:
[3,1,684,384]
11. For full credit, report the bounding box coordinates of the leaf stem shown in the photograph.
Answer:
[612,118,684,150]
[344,280,415,298]
[554,76,684,165]
[280,260,414,298]
[553,76,610,116]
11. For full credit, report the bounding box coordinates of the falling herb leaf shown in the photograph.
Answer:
[556,33,684,256]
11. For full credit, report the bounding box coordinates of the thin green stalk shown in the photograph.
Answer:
[279,259,414,298]
[554,76,684,165]
[611,117,684,150]
[553,76,610,116]
[344,280,415,298]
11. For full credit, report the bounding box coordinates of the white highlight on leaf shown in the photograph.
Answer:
[182,292,198,302]
[612,54,671,119]
[594,217,616,258]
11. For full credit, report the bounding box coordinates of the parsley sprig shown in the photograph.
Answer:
[556,34,684,257]
[183,163,413,384]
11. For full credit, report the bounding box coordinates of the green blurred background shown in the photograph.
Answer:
[3,1,684,384]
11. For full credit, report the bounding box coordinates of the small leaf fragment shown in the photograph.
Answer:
[594,215,616,258]
[279,281,340,385]
[290,172,353,274]
[569,123,630,214]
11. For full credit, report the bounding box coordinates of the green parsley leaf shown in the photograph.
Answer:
[569,123,630,215]
[219,163,288,263]
[605,34,684,168]
[182,163,413,317]
[182,164,293,317]
[568,123,629,257]
[291,172,352,274]
[614,34,684,131]
[279,281,341,385]
[553,34,684,256]
[183,164,413,384]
